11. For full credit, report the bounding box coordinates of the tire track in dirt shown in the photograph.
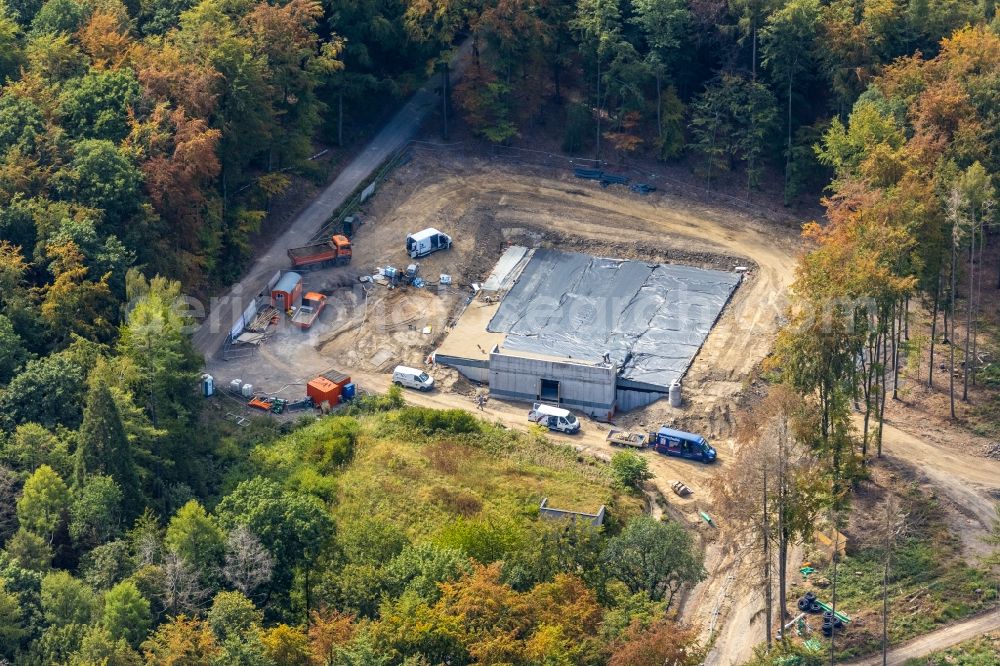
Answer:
[845,613,999,665]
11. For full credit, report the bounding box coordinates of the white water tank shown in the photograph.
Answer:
[669,382,682,408]
[241,383,254,397]
[230,379,243,394]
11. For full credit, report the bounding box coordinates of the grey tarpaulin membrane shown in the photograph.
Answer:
[487,249,741,388]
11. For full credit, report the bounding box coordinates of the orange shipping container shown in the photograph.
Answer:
[307,372,351,407]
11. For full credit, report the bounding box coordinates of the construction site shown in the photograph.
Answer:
[200,149,1000,664]
[208,149,786,432]
[197,148,795,659]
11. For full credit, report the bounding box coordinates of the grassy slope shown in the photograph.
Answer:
[336,414,642,540]
[247,406,643,540]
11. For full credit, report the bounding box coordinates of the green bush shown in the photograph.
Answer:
[435,512,526,564]
[348,385,405,414]
[742,641,825,666]
[252,416,358,484]
[610,451,652,490]
[302,417,359,472]
[395,407,481,435]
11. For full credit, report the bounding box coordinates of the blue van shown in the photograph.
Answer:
[650,427,717,463]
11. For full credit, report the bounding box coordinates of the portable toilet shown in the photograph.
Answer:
[201,374,214,397]
[270,272,303,313]
[342,383,356,401]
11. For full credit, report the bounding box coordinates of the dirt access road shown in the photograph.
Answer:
[846,615,1000,665]
[190,43,470,359]
[873,417,1000,558]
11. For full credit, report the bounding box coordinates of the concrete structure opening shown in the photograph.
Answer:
[539,378,560,402]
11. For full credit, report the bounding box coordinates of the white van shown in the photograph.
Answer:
[392,365,435,391]
[528,403,580,434]
[406,228,452,259]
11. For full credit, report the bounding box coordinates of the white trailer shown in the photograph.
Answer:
[406,228,452,259]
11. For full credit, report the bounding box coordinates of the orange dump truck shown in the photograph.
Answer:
[291,292,327,329]
[287,234,352,270]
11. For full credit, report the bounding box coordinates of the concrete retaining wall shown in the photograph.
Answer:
[489,351,616,419]
[435,354,489,383]
[616,387,667,411]
[539,498,606,527]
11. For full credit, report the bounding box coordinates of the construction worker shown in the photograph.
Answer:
[476,393,486,410]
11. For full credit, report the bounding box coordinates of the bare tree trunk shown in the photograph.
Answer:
[972,225,983,386]
[904,295,909,340]
[877,320,888,457]
[304,568,311,626]
[892,301,901,400]
[879,497,905,666]
[964,229,974,401]
[655,70,662,142]
[777,420,789,631]
[784,72,793,206]
[551,36,562,102]
[338,89,344,147]
[829,512,840,666]
[595,57,601,159]
[861,314,881,459]
[929,273,940,388]
[441,62,450,140]
[881,524,891,665]
[763,466,772,650]
[950,236,958,420]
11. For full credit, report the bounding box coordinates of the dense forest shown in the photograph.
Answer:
[0,0,999,658]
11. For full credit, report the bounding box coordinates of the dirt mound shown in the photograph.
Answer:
[318,287,459,371]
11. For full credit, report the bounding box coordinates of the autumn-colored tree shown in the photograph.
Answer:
[141,615,220,664]
[261,623,310,665]
[77,6,132,69]
[453,68,518,144]
[39,240,116,345]
[244,0,343,169]
[603,111,643,163]
[307,609,356,664]
[0,241,28,305]
[609,619,704,666]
